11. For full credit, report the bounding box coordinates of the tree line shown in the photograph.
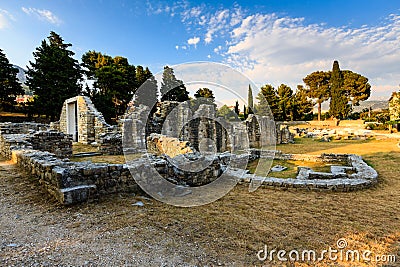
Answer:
[0,31,372,123]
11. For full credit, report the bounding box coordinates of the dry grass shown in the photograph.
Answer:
[1,137,400,266]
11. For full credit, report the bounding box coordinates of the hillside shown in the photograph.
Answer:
[13,65,32,95]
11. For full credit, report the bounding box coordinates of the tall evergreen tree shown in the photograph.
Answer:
[257,84,279,118]
[303,71,331,121]
[234,100,240,116]
[247,84,254,114]
[0,49,23,110]
[26,31,82,120]
[292,85,313,120]
[160,66,189,102]
[277,84,293,121]
[329,60,349,119]
[134,66,158,108]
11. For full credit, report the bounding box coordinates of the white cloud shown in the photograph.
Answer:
[175,45,179,50]
[0,9,15,29]
[22,7,61,25]
[150,3,400,99]
[207,54,211,58]
[187,36,200,47]
[223,13,400,99]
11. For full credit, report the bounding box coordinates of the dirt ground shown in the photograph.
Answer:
[1,137,400,266]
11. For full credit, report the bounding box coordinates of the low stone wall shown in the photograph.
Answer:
[0,122,50,134]
[11,149,140,204]
[29,131,73,158]
[234,152,378,192]
[98,132,123,155]
[0,124,73,159]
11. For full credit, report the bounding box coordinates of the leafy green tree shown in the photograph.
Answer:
[329,60,349,119]
[134,66,158,108]
[277,84,293,121]
[191,87,215,111]
[0,49,23,110]
[303,71,330,121]
[257,84,278,119]
[160,66,189,102]
[26,31,82,120]
[82,51,136,122]
[292,85,313,120]
[217,104,237,121]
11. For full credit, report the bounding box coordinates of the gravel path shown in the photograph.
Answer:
[0,158,213,267]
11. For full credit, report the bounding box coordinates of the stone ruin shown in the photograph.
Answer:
[0,96,378,205]
[123,101,293,154]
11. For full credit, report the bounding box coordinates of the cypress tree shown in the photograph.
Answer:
[247,84,254,114]
[26,32,82,121]
[329,60,349,119]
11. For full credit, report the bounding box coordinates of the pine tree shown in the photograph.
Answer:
[191,87,215,111]
[303,71,330,121]
[26,31,82,121]
[0,49,23,110]
[329,60,349,119]
[293,85,313,120]
[247,84,254,114]
[160,66,189,102]
[277,84,293,121]
[257,84,278,119]
[341,70,371,107]
[234,100,240,116]
[82,51,137,122]
[134,66,158,109]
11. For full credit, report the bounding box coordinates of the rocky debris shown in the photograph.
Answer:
[146,133,193,158]
[296,127,373,141]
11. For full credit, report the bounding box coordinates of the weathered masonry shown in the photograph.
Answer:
[51,96,116,144]
[0,122,378,205]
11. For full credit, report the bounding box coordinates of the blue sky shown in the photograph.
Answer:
[0,0,399,104]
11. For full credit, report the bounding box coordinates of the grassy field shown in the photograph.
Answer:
[81,137,400,265]
[3,137,399,266]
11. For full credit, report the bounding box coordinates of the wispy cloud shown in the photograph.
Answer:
[22,7,62,25]
[0,9,15,29]
[148,1,400,98]
[224,13,400,98]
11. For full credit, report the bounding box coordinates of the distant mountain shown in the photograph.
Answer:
[12,65,32,95]
[13,65,27,84]
[315,100,388,113]
[352,100,389,112]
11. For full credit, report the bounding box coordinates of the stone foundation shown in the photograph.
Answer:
[0,123,379,205]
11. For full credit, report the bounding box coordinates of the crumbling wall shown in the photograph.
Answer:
[0,123,72,158]
[53,96,115,144]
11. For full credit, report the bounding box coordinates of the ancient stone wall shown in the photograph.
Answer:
[123,102,292,154]
[54,96,115,144]
[0,123,72,158]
